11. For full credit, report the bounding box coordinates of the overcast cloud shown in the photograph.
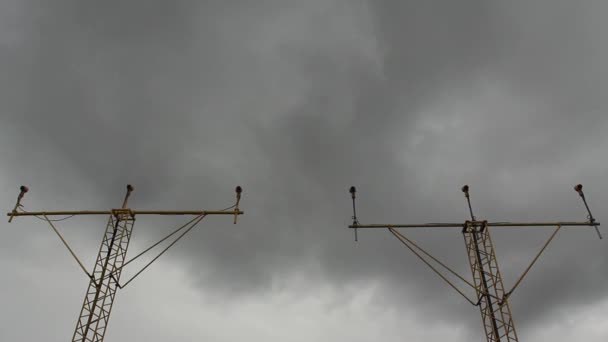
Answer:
[1,1,607,341]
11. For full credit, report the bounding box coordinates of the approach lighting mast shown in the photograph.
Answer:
[8,184,244,342]
[347,184,601,342]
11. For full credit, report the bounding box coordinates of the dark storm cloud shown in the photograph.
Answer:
[1,0,249,199]
[2,1,607,340]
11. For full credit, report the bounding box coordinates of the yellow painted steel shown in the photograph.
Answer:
[7,184,244,342]
[8,210,243,217]
[347,184,601,342]
[349,221,599,228]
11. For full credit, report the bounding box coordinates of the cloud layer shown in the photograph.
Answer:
[1,1,607,341]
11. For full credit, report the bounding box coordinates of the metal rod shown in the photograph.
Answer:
[350,221,599,229]
[112,215,203,274]
[7,210,244,217]
[122,184,134,209]
[234,186,243,224]
[8,186,29,222]
[501,224,562,306]
[390,228,478,290]
[389,228,480,306]
[483,221,600,227]
[461,185,476,221]
[349,186,358,242]
[575,184,602,239]
[351,223,466,228]
[118,214,207,289]
[43,215,92,279]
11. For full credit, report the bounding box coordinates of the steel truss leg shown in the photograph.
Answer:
[463,222,518,342]
[72,213,134,342]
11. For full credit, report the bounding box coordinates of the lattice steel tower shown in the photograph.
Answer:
[8,184,244,342]
[347,184,601,342]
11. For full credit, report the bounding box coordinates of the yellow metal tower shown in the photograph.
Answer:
[8,184,244,342]
[348,184,601,342]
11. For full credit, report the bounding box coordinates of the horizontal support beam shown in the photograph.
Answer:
[352,223,464,228]
[7,210,244,217]
[349,221,600,229]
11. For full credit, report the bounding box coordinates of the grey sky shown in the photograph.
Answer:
[1,1,607,341]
